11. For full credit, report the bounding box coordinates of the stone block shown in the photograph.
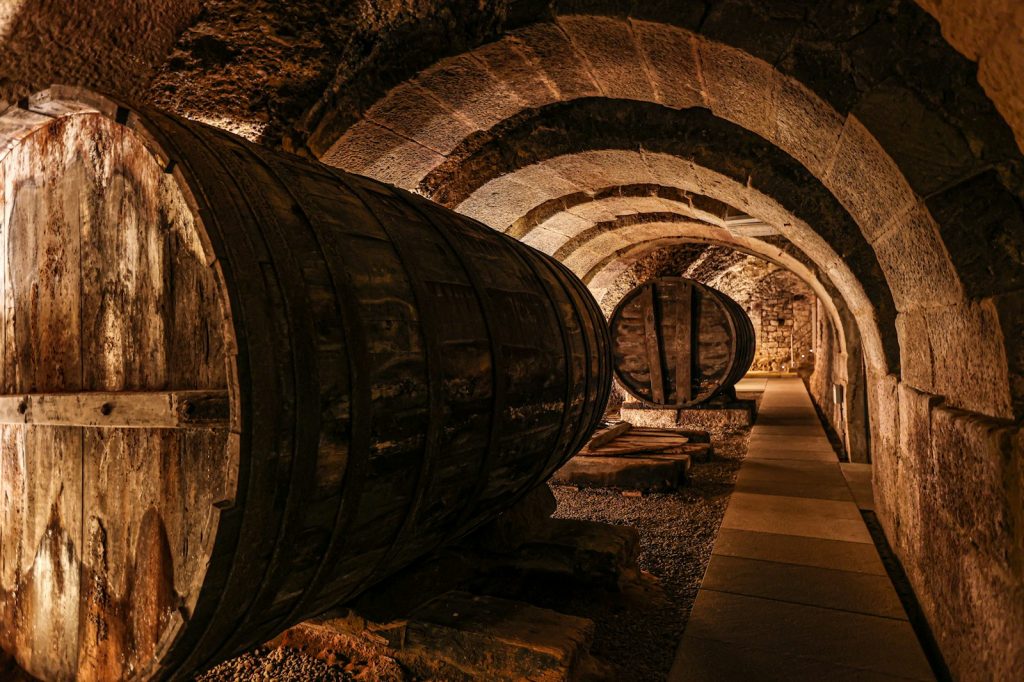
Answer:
[274,591,596,682]
[929,405,1022,568]
[621,400,757,432]
[894,311,933,390]
[473,37,560,109]
[774,70,845,178]
[554,149,659,190]
[866,372,899,518]
[511,22,602,100]
[924,300,1013,418]
[563,234,631,275]
[556,16,655,101]
[823,115,917,242]
[893,382,940,560]
[872,202,964,311]
[630,20,704,109]
[456,174,556,229]
[415,53,526,130]
[521,225,573,254]
[697,38,777,143]
[536,211,593,239]
[364,81,476,154]
[503,517,642,588]
[897,400,1024,681]
[551,454,688,492]
[322,120,444,189]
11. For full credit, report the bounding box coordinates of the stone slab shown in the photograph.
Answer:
[701,554,907,619]
[734,477,853,501]
[621,400,757,431]
[747,434,835,451]
[750,424,826,436]
[682,591,933,680]
[670,634,921,682]
[712,528,887,576]
[746,444,838,462]
[721,492,873,543]
[736,459,847,485]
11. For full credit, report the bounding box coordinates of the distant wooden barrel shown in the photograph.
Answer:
[0,87,611,682]
[610,278,754,407]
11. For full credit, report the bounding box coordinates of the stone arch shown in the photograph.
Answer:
[442,147,888,386]
[316,17,1019,424]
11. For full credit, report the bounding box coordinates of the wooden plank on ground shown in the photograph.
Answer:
[585,421,632,449]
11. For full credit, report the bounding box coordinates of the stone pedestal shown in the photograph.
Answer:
[620,398,757,435]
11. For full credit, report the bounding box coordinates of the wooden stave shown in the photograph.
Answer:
[713,285,756,396]
[0,88,612,680]
[609,277,754,407]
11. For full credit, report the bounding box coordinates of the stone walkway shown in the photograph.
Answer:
[670,377,934,681]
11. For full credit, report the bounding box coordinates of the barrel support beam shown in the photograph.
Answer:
[0,390,230,428]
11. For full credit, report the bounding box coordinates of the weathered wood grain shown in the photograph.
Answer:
[0,390,229,427]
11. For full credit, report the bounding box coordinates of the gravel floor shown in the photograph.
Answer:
[547,428,749,681]
[195,647,357,681]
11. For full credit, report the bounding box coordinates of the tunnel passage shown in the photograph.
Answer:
[300,7,1024,679]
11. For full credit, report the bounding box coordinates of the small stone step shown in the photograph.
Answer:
[503,517,642,588]
[553,453,690,492]
[273,591,596,682]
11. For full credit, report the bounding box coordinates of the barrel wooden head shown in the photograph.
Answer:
[609,277,754,407]
[0,87,611,681]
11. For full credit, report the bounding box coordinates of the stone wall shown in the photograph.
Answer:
[0,0,200,103]
[807,299,849,456]
[744,270,814,373]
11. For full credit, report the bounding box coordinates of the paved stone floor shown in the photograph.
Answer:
[670,377,934,681]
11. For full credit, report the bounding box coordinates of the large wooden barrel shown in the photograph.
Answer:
[610,277,754,406]
[0,87,611,681]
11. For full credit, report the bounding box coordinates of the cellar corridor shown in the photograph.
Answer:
[1,1,1023,680]
[672,378,933,680]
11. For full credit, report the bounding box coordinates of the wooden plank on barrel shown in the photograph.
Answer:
[0,390,229,428]
[673,280,693,404]
[640,284,665,403]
